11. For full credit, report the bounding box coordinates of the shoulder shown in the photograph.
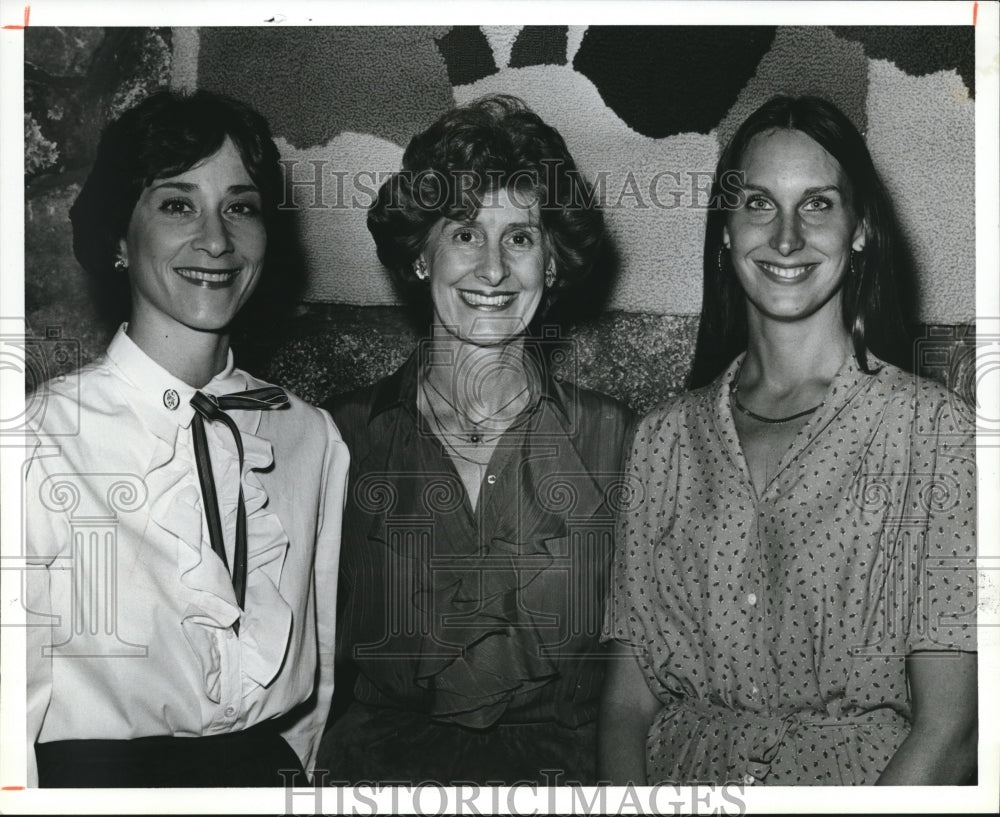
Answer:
[558,379,633,425]
[555,380,636,457]
[862,358,949,401]
[633,380,716,443]
[26,359,138,490]
[321,380,380,431]
[241,369,346,449]
[30,356,126,438]
[318,374,394,454]
[865,360,972,438]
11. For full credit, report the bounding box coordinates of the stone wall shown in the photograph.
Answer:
[233,305,700,415]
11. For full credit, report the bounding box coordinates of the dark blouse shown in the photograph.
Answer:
[318,350,632,782]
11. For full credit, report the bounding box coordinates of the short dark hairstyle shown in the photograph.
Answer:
[689,95,911,389]
[367,94,604,308]
[70,89,284,324]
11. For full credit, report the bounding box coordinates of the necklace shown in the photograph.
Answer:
[730,361,822,425]
[421,372,530,444]
[424,397,496,465]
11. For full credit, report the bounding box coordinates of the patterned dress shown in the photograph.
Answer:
[608,353,976,785]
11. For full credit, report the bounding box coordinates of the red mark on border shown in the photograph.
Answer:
[973,1,978,25]
[2,786,26,790]
[2,4,30,29]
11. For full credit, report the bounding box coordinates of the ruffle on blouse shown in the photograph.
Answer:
[409,533,561,729]
[319,700,599,784]
[147,421,292,700]
[365,435,610,730]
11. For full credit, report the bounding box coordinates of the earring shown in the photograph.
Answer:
[544,262,556,288]
[113,256,127,272]
[717,244,729,275]
[849,249,858,278]
[413,259,428,281]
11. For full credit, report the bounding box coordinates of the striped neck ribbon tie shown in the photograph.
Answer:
[189,387,288,634]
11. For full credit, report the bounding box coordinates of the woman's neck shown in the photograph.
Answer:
[126,314,231,389]
[422,333,532,421]
[742,308,852,393]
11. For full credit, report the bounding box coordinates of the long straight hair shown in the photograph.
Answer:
[688,96,911,389]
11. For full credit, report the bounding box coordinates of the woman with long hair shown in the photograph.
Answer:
[599,96,976,785]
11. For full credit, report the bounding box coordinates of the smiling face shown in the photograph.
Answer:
[724,128,865,326]
[118,137,266,341]
[422,187,549,346]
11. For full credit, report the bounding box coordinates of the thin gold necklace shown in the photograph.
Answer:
[730,360,822,424]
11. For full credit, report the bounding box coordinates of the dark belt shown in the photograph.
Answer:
[35,719,305,788]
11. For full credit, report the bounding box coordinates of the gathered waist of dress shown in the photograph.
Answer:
[650,697,910,784]
[354,674,599,729]
[676,696,906,731]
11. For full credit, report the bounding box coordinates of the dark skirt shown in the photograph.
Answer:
[35,720,305,788]
[316,701,597,786]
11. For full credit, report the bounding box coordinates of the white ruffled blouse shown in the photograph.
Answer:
[25,326,348,786]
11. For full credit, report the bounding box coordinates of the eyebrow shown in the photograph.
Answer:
[148,181,260,195]
[740,182,843,197]
[450,218,542,229]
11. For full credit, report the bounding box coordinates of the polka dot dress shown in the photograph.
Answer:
[608,353,977,785]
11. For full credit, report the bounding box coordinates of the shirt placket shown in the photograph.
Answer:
[197,417,245,732]
[731,494,775,787]
[478,437,518,528]
[745,502,767,707]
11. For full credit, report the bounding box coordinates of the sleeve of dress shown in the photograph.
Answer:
[23,438,57,787]
[905,387,977,654]
[603,408,679,698]
[280,411,349,777]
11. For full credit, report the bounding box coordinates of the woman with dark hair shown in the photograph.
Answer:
[600,96,976,785]
[689,95,911,387]
[25,90,348,787]
[316,94,632,784]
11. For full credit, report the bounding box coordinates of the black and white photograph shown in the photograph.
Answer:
[2,1,997,813]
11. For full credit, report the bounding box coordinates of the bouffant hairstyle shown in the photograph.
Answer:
[689,95,911,388]
[367,94,604,307]
[70,90,284,324]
